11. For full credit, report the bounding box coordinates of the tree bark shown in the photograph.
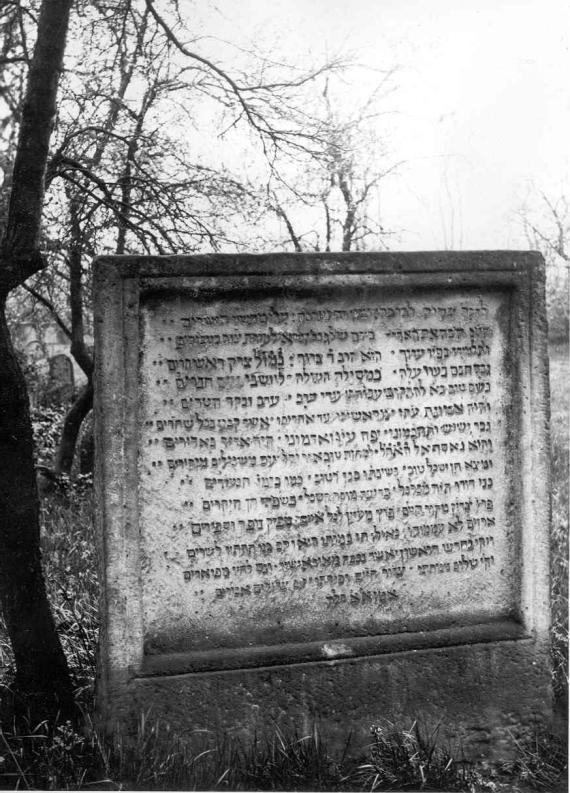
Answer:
[0,303,75,724]
[68,203,93,380]
[53,193,94,476]
[55,380,93,476]
[1,0,73,289]
[0,0,75,725]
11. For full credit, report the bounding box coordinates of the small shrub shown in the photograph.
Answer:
[23,720,94,789]
[31,404,67,467]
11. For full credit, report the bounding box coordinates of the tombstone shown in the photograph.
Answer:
[47,353,74,403]
[94,252,551,760]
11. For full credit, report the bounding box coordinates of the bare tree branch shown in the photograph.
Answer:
[22,284,72,339]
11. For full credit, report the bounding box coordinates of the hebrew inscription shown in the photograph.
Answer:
[138,286,515,653]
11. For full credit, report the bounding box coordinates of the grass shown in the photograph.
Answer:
[353,721,483,791]
[0,715,493,790]
[0,341,566,789]
[40,481,99,708]
[501,728,568,792]
[0,713,564,791]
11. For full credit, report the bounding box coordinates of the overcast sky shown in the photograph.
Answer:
[197,0,569,250]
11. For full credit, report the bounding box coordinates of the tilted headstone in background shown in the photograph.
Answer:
[94,252,551,759]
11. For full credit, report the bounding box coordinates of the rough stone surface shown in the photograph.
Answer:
[94,251,551,759]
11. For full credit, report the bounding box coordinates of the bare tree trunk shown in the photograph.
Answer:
[0,303,75,723]
[55,381,93,475]
[54,67,153,474]
[68,206,93,380]
[55,65,155,475]
[0,0,75,724]
[54,195,93,476]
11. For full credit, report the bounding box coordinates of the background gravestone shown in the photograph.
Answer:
[94,251,551,759]
[47,353,75,403]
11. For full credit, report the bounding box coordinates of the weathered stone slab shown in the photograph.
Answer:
[94,252,551,759]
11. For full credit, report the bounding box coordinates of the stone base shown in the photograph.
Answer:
[100,634,552,761]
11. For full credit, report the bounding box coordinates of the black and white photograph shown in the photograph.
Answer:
[0,1,567,789]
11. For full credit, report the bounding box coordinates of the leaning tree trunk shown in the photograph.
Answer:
[55,380,93,475]
[0,0,75,725]
[53,193,94,477]
[53,20,151,476]
[0,304,75,724]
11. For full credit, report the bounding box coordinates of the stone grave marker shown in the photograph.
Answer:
[94,251,551,758]
[47,352,74,402]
